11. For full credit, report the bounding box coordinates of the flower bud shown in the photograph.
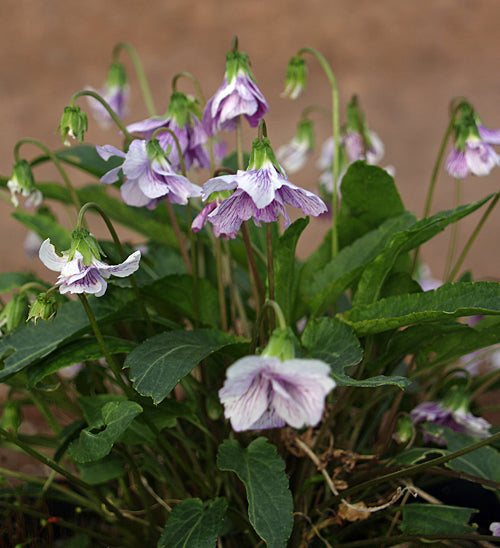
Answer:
[393,415,414,444]
[68,227,103,265]
[7,159,42,208]
[58,105,88,146]
[27,293,59,325]
[282,56,307,100]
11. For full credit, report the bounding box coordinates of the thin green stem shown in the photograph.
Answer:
[151,127,187,176]
[76,202,154,336]
[166,200,192,273]
[447,190,500,281]
[215,236,228,331]
[172,72,206,106]
[241,222,265,314]
[186,203,199,327]
[28,390,61,435]
[443,178,462,280]
[70,90,135,141]
[112,42,156,116]
[236,116,244,171]
[298,47,339,259]
[266,224,276,331]
[249,300,287,354]
[14,138,81,217]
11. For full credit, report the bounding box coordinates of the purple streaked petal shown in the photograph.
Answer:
[478,125,500,145]
[446,148,469,179]
[137,168,170,199]
[191,202,217,233]
[208,190,255,234]
[162,176,202,205]
[122,140,149,180]
[100,166,123,184]
[236,166,284,209]
[126,117,168,138]
[278,183,328,217]
[465,140,499,176]
[453,410,491,439]
[59,267,108,297]
[201,175,239,200]
[39,239,67,272]
[120,179,154,208]
[96,144,126,162]
[94,250,141,278]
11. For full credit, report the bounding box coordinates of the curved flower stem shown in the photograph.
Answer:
[298,47,340,259]
[172,71,206,107]
[443,178,462,280]
[266,223,276,331]
[14,138,81,218]
[446,190,500,282]
[151,127,187,176]
[249,300,287,354]
[76,202,154,336]
[112,42,156,116]
[412,100,467,273]
[70,90,135,142]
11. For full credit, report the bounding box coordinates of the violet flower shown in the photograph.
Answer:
[203,49,268,136]
[39,238,141,297]
[97,139,201,209]
[196,137,327,236]
[126,92,209,171]
[276,118,314,174]
[219,355,335,431]
[86,62,129,129]
[410,400,491,446]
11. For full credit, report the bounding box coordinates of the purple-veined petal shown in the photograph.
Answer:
[446,148,469,179]
[201,175,239,200]
[95,250,141,279]
[478,125,500,145]
[208,190,255,234]
[122,140,149,180]
[465,141,498,176]
[59,267,108,297]
[39,239,67,272]
[278,183,328,217]
[236,166,284,209]
[120,179,154,208]
[126,117,168,138]
[96,144,126,162]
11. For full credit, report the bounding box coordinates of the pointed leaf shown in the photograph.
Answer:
[346,282,500,336]
[400,504,477,535]
[0,273,44,294]
[158,498,228,548]
[125,329,248,404]
[12,209,72,251]
[217,438,293,548]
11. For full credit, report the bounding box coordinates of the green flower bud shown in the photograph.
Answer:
[106,61,128,89]
[27,293,59,325]
[282,56,307,100]
[393,415,414,444]
[247,137,284,175]
[68,227,103,265]
[58,105,88,146]
[261,327,297,362]
[7,159,42,208]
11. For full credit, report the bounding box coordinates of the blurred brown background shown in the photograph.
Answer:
[1,0,499,282]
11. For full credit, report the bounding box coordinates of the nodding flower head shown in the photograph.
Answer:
[281,55,307,100]
[276,118,315,174]
[202,49,268,136]
[7,159,42,208]
[86,61,129,129]
[58,105,88,146]
[446,103,499,179]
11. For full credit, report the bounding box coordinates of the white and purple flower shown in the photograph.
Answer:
[410,400,491,446]
[194,137,327,237]
[39,238,141,297]
[490,522,500,537]
[97,139,201,209]
[276,118,315,174]
[86,62,129,130]
[219,355,335,431]
[202,50,268,136]
[126,92,210,171]
[446,137,499,179]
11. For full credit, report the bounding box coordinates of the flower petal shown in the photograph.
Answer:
[39,239,67,272]
[96,250,141,278]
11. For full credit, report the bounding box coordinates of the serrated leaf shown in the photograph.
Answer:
[125,329,248,403]
[338,162,405,246]
[0,290,135,380]
[217,438,293,548]
[158,498,228,548]
[68,400,142,463]
[400,504,477,535]
[140,275,220,327]
[346,282,500,336]
[274,217,308,324]
[308,212,416,316]
[26,336,136,388]
[353,195,493,307]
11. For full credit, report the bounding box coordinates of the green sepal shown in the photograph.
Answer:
[68,227,103,264]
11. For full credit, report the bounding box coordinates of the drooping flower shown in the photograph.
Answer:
[219,328,335,431]
[276,118,315,174]
[191,193,238,240]
[7,159,42,208]
[281,55,307,100]
[410,395,491,447]
[126,92,209,171]
[197,136,327,236]
[97,139,201,209]
[86,61,129,129]
[446,103,500,179]
[490,522,500,537]
[57,105,88,146]
[39,235,141,297]
[202,48,268,136]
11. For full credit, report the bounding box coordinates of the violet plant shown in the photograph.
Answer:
[1,38,500,547]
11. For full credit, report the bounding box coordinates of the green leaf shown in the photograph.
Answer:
[301,317,409,388]
[0,290,136,380]
[125,329,248,404]
[217,438,293,548]
[78,453,127,485]
[274,217,308,324]
[338,162,405,246]
[353,195,493,307]
[157,498,228,548]
[400,504,477,535]
[0,272,44,293]
[68,400,142,463]
[308,212,416,316]
[346,282,500,336]
[140,275,220,327]
[26,336,136,388]
[12,209,72,251]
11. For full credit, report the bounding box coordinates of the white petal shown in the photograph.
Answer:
[39,239,67,272]
[96,250,141,278]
